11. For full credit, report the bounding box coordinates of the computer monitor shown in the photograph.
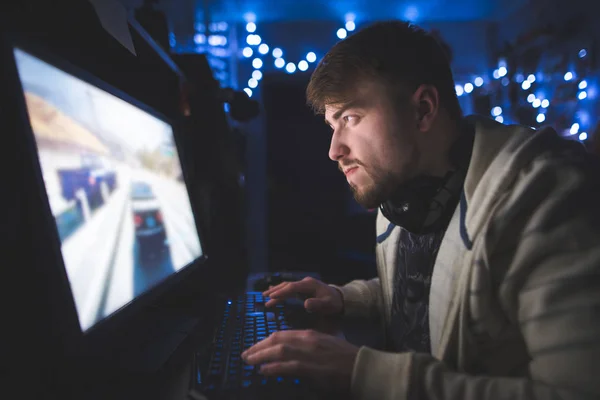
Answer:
[13,46,204,332]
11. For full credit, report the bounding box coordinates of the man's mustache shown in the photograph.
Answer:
[338,160,364,173]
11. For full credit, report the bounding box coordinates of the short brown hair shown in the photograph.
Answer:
[306,20,462,120]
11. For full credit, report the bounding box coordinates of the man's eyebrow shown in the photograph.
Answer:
[324,100,367,125]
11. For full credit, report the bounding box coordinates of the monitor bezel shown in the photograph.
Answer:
[5,35,209,341]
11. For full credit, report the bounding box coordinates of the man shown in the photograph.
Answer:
[241,20,600,399]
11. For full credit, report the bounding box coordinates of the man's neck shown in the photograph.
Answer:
[419,117,463,177]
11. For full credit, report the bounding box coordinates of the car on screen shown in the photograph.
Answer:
[58,154,117,209]
[130,181,167,257]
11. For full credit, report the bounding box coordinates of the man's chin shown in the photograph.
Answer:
[351,186,384,210]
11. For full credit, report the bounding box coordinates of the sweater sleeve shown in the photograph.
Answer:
[330,278,383,319]
[349,147,600,400]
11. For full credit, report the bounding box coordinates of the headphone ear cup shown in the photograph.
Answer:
[380,192,428,233]
[380,201,394,224]
[381,123,473,233]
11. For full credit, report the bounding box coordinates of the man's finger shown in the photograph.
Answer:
[264,297,285,307]
[264,282,297,298]
[244,343,307,365]
[263,282,290,296]
[267,279,316,300]
[242,330,310,359]
[241,334,274,358]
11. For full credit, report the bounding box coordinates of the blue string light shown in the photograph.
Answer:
[235,19,594,144]
[285,62,297,73]
[274,58,285,69]
[239,17,355,96]
[453,50,595,142]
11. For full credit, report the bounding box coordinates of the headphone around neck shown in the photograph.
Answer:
[379,122,474,234]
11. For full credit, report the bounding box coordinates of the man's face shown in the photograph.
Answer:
[325,81,420,209]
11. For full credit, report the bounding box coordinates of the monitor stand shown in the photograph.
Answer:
[123,314,199,373]
[92,308,200,374]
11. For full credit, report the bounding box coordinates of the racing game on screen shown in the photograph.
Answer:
[14,48,203,332]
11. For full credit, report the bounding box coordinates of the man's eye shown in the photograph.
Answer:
[343,115,359,123]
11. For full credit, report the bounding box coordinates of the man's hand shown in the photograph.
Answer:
[241,329,359,393]
[263,276,344,315]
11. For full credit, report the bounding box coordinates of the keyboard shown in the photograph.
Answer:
[192,292,322,399]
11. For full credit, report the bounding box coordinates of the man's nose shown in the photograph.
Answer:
[328,132,349,161]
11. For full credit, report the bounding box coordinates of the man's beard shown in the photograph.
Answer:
[349,180,389,209]
[339,160,399,209]
[346,167,397,209]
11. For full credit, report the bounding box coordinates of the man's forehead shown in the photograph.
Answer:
[324,96,372,123]
[325,81,383,111]
[324,103,351,124]
[324,103,347,116]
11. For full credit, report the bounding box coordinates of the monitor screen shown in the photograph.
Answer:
[14,48,204,332]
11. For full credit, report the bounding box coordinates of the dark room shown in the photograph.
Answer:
[2,0,600,398]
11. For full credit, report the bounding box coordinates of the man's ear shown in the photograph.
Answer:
[411,84,439,132]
